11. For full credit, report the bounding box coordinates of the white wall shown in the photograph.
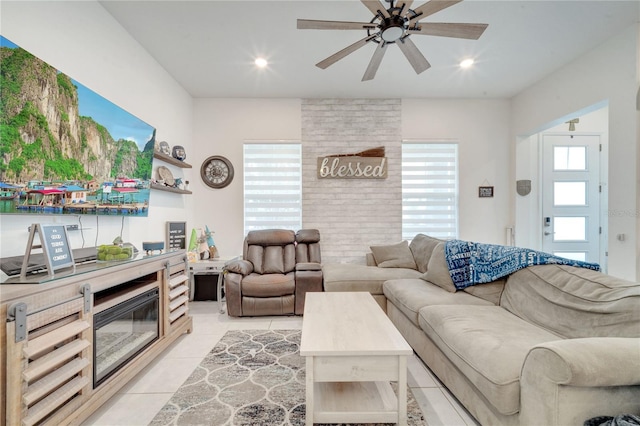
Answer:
[512,24,639,280]
[0,1,194,259]
[191,98,511,261]
[191,98,301,258]
[403,99,512,244]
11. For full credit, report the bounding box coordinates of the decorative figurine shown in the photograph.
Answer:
[196,228,210,260]
[157,141,171,156]
[205,225,219,258]
[172,145,187,161]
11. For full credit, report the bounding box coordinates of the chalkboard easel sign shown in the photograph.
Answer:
[166,221,187,250]
[21,223,76,279]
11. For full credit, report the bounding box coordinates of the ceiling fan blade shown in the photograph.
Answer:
[316,35,377,69]
[361,0,391,18]
[409,0,463,23]
[397,37,431,74]
[362,42,388,81]
[395,0,414,15]
[297,19,377,30]
[407,22,488,39]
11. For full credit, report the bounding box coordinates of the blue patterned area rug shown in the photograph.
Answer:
[149,329,426,426]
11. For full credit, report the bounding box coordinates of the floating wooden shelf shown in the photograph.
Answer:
[150,183,192,194]
[153,152,192,168]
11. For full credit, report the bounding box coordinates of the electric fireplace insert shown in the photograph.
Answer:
[93,287,159,388]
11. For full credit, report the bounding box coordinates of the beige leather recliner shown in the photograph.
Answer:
[224,229,323,317]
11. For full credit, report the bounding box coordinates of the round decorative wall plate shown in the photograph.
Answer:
[201,156,234,189]
[157,166,175,186]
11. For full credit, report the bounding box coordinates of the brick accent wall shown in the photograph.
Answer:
[301,99,402,264]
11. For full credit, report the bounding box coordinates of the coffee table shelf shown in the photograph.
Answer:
[313,381,399,424]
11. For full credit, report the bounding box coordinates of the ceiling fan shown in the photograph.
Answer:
[297,0,488,81]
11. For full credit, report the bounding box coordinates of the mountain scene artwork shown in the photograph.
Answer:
[0,35,156,217]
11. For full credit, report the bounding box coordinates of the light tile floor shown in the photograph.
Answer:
[83,301,479,426]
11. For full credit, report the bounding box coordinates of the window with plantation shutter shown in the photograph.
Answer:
[402,142,459,240]
[243,143,302,234]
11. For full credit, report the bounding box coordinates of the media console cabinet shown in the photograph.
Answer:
[0,250,192,426]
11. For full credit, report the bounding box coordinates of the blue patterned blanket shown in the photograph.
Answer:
[445,239,600,290]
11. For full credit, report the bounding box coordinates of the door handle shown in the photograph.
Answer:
[544,231,553,236]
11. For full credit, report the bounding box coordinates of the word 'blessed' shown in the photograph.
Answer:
[317,156,387,179]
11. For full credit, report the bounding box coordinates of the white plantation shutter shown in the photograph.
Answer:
[402,142,459,240]
[243,143,302,233]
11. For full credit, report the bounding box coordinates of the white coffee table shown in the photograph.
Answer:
[300,292,412,425]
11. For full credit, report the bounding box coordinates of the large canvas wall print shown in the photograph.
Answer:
[0,35,155,217]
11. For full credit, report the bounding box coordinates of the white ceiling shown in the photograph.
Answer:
[100,0,639,99]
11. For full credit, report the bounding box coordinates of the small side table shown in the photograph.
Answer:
[188,256,239,313]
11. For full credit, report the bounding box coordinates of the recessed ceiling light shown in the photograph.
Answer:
[255,57,268,68]
[460,58,475,69]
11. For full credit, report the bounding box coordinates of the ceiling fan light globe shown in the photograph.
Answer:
[381,26,404,41]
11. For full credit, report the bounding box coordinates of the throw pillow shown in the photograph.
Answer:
[409,233,443,273]
[423,242,457,292]
[370,241,418,270]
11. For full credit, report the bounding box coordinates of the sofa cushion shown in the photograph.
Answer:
[241,272,295,297]
[418,305,560,416]
[501,264,640,338]
[423,242,456,292]
[384,279,493,326]
[247,244,296,274]
[409,234,442,273]
[370,241,418,269]
[323,263,422,295]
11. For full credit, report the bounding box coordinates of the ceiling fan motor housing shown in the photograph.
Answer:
[380,15,406,42]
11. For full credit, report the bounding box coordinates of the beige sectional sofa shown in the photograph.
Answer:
[322,234,640,426]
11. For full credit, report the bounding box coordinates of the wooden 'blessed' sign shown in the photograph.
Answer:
[317,146,387,179]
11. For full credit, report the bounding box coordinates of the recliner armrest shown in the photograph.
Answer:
[296,262,322,272]
[225,259,253,276]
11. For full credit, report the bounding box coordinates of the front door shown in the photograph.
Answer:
[542,134,601,263]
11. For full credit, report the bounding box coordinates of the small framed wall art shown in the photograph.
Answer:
[479,186,494,198]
